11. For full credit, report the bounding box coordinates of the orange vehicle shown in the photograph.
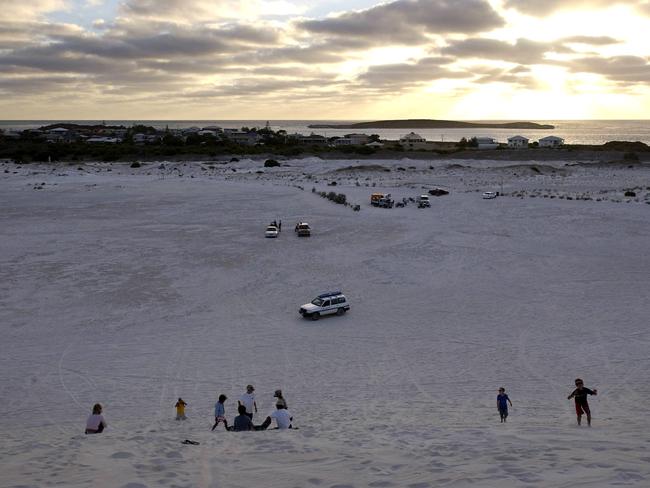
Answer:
[370,193,385,205]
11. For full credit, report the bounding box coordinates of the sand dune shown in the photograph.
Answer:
[1,158,650,487]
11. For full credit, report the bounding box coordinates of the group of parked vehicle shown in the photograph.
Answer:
[370,192,431,209]
[264,221,311,238]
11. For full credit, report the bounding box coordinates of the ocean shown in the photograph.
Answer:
[1,119,649,146]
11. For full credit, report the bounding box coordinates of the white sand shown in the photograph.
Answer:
[1,158,650,488]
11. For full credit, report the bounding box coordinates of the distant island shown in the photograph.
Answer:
[308,119,555,130]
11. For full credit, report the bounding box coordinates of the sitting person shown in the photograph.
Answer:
[85,403,107,434]
[259,403,293,430]
[232,405,254,431]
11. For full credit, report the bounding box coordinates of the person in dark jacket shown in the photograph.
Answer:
[568,378,598,426]
[232,405,254,431]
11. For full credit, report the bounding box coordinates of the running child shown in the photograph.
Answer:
[497,387,513,422]
[568,378,597,426]
[212,394,229,431]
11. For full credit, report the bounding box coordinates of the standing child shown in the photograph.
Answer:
[497,387,513,422]
[175,398,188,420]
[568,378,597,426]
[212,394,229,431]
[238,384,257,420]
[273,389,287,409]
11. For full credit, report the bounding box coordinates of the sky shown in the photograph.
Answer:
[1,0,650,120]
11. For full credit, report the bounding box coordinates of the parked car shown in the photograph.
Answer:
[482,191,497,199]
[265,225,279,238]
[299,291,350,320]
[295,222,311,237]
[416,195,430,208]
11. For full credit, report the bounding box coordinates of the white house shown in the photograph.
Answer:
[538,136,564,147]
[298,133,328,145]
[223,131,260,146]
[475,136,499,150]
[507,135,529,148]
[399,132,427,149]
[133,133,161,144]
[86,136,120,144]
[332,133,371,146]
[197,130,219,137]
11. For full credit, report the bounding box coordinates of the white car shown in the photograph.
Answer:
[265,225,279,238]
[482,191,497,199]
[416,195,431,208]
[299,291,350,320]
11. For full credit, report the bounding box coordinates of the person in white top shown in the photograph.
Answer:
[259,404,293,430]
[85,403,107,434]
[238,384,257,419]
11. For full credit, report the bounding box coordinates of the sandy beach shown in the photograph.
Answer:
[1,156,650,488]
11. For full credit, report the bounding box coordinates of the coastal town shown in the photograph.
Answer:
[0,122,565,149]
[0,122,582,165]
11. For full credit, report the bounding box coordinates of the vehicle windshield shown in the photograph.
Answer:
[311,298,324,306]
[299,224,309,229]
[266,226,276,231]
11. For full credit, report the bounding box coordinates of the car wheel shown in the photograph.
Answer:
[311,312,320,321]
[336,308,346,316]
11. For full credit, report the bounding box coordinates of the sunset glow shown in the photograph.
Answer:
[1,0,650,119]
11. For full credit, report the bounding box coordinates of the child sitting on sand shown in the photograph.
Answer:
[212,394,229,431]
[175,398,188,420]
[497,387,513,423]
[85,403,107,434]
[568,378,597,426]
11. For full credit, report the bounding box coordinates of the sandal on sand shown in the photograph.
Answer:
[181,439,200,445]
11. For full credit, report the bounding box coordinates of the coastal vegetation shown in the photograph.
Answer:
[1,124,648,164]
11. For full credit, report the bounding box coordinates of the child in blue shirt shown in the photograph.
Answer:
[497,387,513,422]
[211,394,229,431]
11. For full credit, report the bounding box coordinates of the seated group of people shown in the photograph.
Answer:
[85,387,294,435]
[232,403,293,431]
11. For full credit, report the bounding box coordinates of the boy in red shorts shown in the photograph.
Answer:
[567,378,597,426]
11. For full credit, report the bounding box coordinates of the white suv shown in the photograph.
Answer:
[299,291,350,320]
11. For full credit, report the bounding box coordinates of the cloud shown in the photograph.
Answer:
[560,36,622,46]
[0,75,90,96]
[182,76,341,98]
[442,38,551,65]
[565,55,650,83]
[502,0,631,15]
[119,0,305,23]
[0,0,66,21]
[355,56,469,89]
[470,65,538,88]
[298,0,504,45]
